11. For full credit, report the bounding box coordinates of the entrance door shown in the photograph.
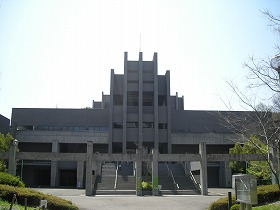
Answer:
[59,170,77,187]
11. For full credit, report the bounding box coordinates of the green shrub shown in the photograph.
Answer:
[257,184,280,205]
[142,181,152,190]
[230,203,240,210]
[209,184,280,210]
[0,185,78,210]
[0,172,25,187]
[208,196,236,210]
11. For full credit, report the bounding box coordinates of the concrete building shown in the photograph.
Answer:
[11,52,239,190]
[0,114,10,135]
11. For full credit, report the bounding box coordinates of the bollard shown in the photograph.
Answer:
[228,191,232,210]
[24,197,27,210]
[9,194,16,210]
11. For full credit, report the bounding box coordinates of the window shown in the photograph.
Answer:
[114,95,123,106]
[127,122,139,128]
[88,127,100,131]
[99,126,109,131]
[114,123,123,129]
[159,123,167,129]
[17,125,34,131]
[143,122,154,128]
[143,91,153,106]
[127,91,138,106]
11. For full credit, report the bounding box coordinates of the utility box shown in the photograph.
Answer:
[234,174,258,205]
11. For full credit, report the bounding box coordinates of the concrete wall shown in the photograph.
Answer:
[0,114,10,135]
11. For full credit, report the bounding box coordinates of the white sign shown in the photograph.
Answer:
[40,200,47,208]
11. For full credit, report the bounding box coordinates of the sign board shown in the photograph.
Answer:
[40,200,47,208]
[234,174,257,205]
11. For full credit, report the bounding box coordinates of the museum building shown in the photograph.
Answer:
[10,52,238,190]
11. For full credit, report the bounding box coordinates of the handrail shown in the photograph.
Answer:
[190,171,201,192]
[166,163,179,190]
[114,163,118,190]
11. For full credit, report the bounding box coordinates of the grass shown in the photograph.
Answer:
[253,202,280,210]
[0,198,34,210]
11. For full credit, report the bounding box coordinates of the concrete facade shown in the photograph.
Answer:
[0,114,10,135]
[8,52,248,192]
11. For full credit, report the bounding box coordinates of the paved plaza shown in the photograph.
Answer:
[35,188,234,210]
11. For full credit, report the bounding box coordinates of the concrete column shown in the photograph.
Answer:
[8,142,17,176]
[136,149,142,196]
[122,52,128,154]
[152,149,159,196]
[199,142,208,195]
[108,69,115,154]
[219,162,225,187]
[153,53,159,150]
[166,71,172,154]
[224,161,232,188]
[51,140,59,187]
[175,92,178,110]
[184,161,191,176]
[86,141,93,196]
[138,52,143,149]
[77,161,84,188]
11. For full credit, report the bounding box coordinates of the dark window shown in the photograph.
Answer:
[143,122,154,128]
[17,125,33,131]
[127,122,139,128]
[158,95,167,106]
[99,126,109,131]
[127,91,138,106]
[88,126,99,131]
[114,123,123,129]
[143,91,153,106]
[159,123,167,129]
[114,94,123,106]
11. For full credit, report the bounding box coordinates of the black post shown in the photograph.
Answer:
[228,192,232,210]
[24,197,27,210]
[9,194,16,210]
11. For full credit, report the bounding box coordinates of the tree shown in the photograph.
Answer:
[0,133,13,172]
[229,135,271,184]
[222,10,280,188]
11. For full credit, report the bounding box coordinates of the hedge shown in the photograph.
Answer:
[0,172,25,187]
[208,196,236,210]
[0,185,78,210]
[209,184,280,210]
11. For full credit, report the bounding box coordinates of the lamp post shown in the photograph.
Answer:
[270,54,280,185]
[270,54,280,73]
[12,139,18,176]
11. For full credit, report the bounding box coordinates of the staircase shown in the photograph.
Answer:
[94,162,200,195]
[159,163,200,195]
[94,163,117,195]
[116,162,136,194]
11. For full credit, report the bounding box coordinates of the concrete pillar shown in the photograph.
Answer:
[8,142,17,176]
[96,161,102,176]
[122,52,128,154]
[86,141,93,196]
[199,142,208,195]
[50,140,59,187]
[152,149,159,196]
[166,71,172,154]
[108,69,115,154]
[77,161,84,188]
[136,149,142,196]
[138,52,143,149]
[184,161,191,176]
[153,53,159,151]
[224,161,232,188]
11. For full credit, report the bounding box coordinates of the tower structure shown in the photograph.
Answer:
[109,52,183,154]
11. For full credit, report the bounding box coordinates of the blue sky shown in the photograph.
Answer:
[0,0,280,119]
